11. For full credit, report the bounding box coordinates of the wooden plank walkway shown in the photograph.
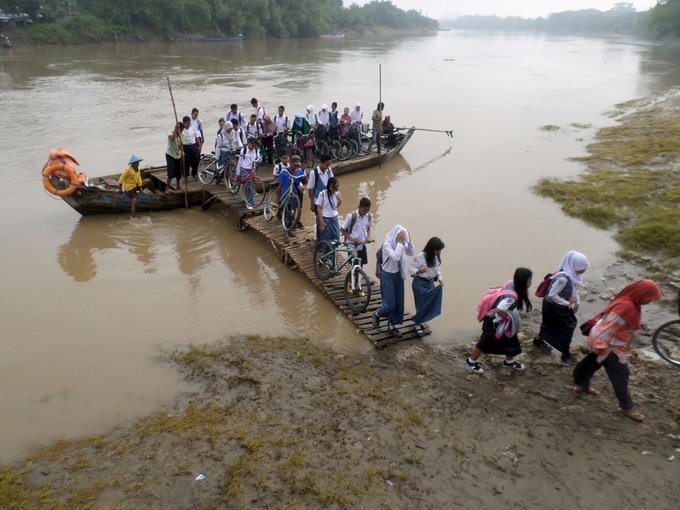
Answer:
[150,169,429,349]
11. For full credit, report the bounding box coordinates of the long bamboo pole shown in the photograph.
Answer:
[167,77,188,209]
[378,64,382,167]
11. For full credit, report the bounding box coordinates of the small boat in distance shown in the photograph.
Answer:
[320,33,345,39]
[196,34,244,42]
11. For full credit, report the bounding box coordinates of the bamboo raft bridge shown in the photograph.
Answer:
[148,168,430,349]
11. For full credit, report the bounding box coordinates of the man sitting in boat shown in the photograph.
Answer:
[382,115,397,145]
[118,155,151,218]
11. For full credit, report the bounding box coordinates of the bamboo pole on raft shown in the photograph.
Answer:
[167,77,188,209]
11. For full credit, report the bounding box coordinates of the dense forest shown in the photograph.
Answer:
[440,1,680,38]
[0,0,438,44]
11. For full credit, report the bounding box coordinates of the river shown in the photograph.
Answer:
[0,32,676,464]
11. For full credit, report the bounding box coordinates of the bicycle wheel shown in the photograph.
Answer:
[197,156,215,184]
[315,139,329,158]
[344,267,372,313]
[348,139,360,159]
[336,140,353,161]
[281,194,300,232]
[313,240,337,281]
[652,320,680,367]
[263,188,278,222]
[243,177,265,210]
[226,161,240,194]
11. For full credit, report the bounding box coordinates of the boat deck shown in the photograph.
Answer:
[148,168,429,349]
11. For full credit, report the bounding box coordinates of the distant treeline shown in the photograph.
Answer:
[0,0,438,44]
[440,1,680,39]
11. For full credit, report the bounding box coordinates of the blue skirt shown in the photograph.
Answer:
[377,270,405,325]
[318,215,339,243]
[411,276,443,325]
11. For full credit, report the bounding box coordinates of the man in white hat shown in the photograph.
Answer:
[118,154,150,218]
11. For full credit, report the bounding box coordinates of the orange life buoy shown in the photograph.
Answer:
[42,162,79,196]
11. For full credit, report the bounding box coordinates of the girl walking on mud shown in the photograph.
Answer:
[465,268,533,375]
[533,250,589,364]
[408,237,445,337]
[573,279,661,421]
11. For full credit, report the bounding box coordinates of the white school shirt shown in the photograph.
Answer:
[273,114,289,134]
[315,189,340,218]
[342,211,371,249]
[380,239,415,276]
[222,129,243,151]
[225,111,245,128]
[254,105,265,123]
[408,252,442,282]
[317,110,330,127]
[245,123,261,140]
[237,147,261,170]
[306,167,334,197]
[182,125,200,145]
[191,117,204,140]
[351,109,363,124]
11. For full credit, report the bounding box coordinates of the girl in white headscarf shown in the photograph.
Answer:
[534,250,590,364]
[372,225,416,338]
[350,103,363,125]
[305,105,318,128]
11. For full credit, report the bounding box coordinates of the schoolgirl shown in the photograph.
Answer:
[408,237,445,337]
[465,268,533,374]
[315,177,342,244]
[372,225,416,338]
[534,250,589,364]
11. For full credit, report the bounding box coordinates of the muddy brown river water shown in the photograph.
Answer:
[1,32,678,463]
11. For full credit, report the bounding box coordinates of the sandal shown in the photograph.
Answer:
[621,408,645,421]
[573,386,599,395]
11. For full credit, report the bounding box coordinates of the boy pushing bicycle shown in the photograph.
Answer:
[340,197,373,268]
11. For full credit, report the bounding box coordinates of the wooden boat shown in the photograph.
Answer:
[320,33,345,39]
[48,127,414,216]
[54,167,205,216]
[330,127,414,177]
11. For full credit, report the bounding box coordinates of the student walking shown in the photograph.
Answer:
[340,196,373,267]
[372,225,416,338]
[465,268,533,374]
[534,250,590,364]
[315,177,342,244]
[408,237,445,337]
[573,279,661,421]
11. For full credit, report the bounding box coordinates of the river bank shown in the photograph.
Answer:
[1,332,678,509]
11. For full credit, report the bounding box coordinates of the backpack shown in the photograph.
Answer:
[375,245,384,279]
[535,272,557,298]
[477,281,518,322]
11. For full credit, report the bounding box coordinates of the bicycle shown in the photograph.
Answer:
[313,240,373,313]
[652,289,680,367]
[227,163,266,210]
[263,169,301,232]
[197,150,238,187]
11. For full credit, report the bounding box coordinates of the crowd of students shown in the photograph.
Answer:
[143,101,665,423]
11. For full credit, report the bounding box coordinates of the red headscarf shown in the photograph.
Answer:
[598,279,662,330]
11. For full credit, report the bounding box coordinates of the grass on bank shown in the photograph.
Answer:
[0,336,421,509]
[534,98,680,275]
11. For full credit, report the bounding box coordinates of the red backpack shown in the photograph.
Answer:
[477,280,518,322]
[535,272,558,298]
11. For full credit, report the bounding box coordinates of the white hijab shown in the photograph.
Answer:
[318,104,329,125]
[385,224,411,279]
[557,250,589,287]
[305,105,316,124]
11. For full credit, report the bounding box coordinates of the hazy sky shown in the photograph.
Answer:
[349,1,658,20]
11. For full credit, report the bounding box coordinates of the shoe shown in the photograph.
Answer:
[353,289,366,297]
[621,408,645,421]
[561,354,579,365]
[287,229,296,237]
[414,324,424,337]
[533,337,553,352]
[465,357,484,374]
[503,360,526,371]
[574,386,599,395]
[295,221,304,229]
[372,313,381,329]
[388,323,402,338]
